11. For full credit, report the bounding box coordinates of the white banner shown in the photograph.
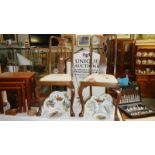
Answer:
[73,50,106,98]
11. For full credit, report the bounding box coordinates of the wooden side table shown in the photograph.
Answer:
[0,72,35,111]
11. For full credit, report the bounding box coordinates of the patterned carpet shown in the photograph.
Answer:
[0,96,154,121]
[0,96,116,121]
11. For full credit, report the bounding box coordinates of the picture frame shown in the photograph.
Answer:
[61,34,76,46]
[92,35,102,46]
[1,34,18,44]
[77,35,90,46]
[117,34,131,39]
[61,34,76,59]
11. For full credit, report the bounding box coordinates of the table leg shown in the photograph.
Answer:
[69,83,75,117]
[21,85,26,112]
[32,76,36,98]
[78,84,85,117]
[17,88,22,112]
[108,88,122,121]
[114,89,122,121]
[0,91,4,113]
[26,75,35,110]
[29,77,33,99]
[25,79,30,110]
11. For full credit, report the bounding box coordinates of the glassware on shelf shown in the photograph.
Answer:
[137,51,142,57]
[136,59,141,65]
[148,52,154,57]
[142,59,147,65]
[142,52,148,57]
[150,70,155,74]
[147,59,154,64]
[146,68,151,74]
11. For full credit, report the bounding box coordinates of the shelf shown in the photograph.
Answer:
[136,74,155,76]
[136,57,155,58]
[136,45,155,98]
[136,64,155,66]
[0,46,30,50]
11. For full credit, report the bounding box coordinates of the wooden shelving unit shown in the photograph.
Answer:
[107,39,136,78]
[135,45,155,98]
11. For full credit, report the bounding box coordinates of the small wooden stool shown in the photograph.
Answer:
[0,82,26,112]
[0,86,22,113]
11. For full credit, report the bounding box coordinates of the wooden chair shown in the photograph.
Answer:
[78,35,122,120]
[39,35,75,116]
[28,82,45,116]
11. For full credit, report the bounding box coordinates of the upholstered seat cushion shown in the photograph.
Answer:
[82,74,118,84]
[40,74,72,82]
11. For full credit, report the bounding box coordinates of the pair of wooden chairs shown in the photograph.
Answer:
[38,35,122,120]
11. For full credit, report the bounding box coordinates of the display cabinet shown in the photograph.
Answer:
[0,46,49,76]
[107,39,136,78]
[0,46,32,72]
[135,45,155,98]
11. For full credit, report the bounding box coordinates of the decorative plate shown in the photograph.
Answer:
[136,59,141,65]
[142,52,148,57]
[93,113,106,120]
[92,36,101,45]
[148,52,154,57]
[142,60,147,64]
[137,52,142,57]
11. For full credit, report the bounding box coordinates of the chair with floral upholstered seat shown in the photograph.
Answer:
[39,35,75,116]
[78,35,122,120]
